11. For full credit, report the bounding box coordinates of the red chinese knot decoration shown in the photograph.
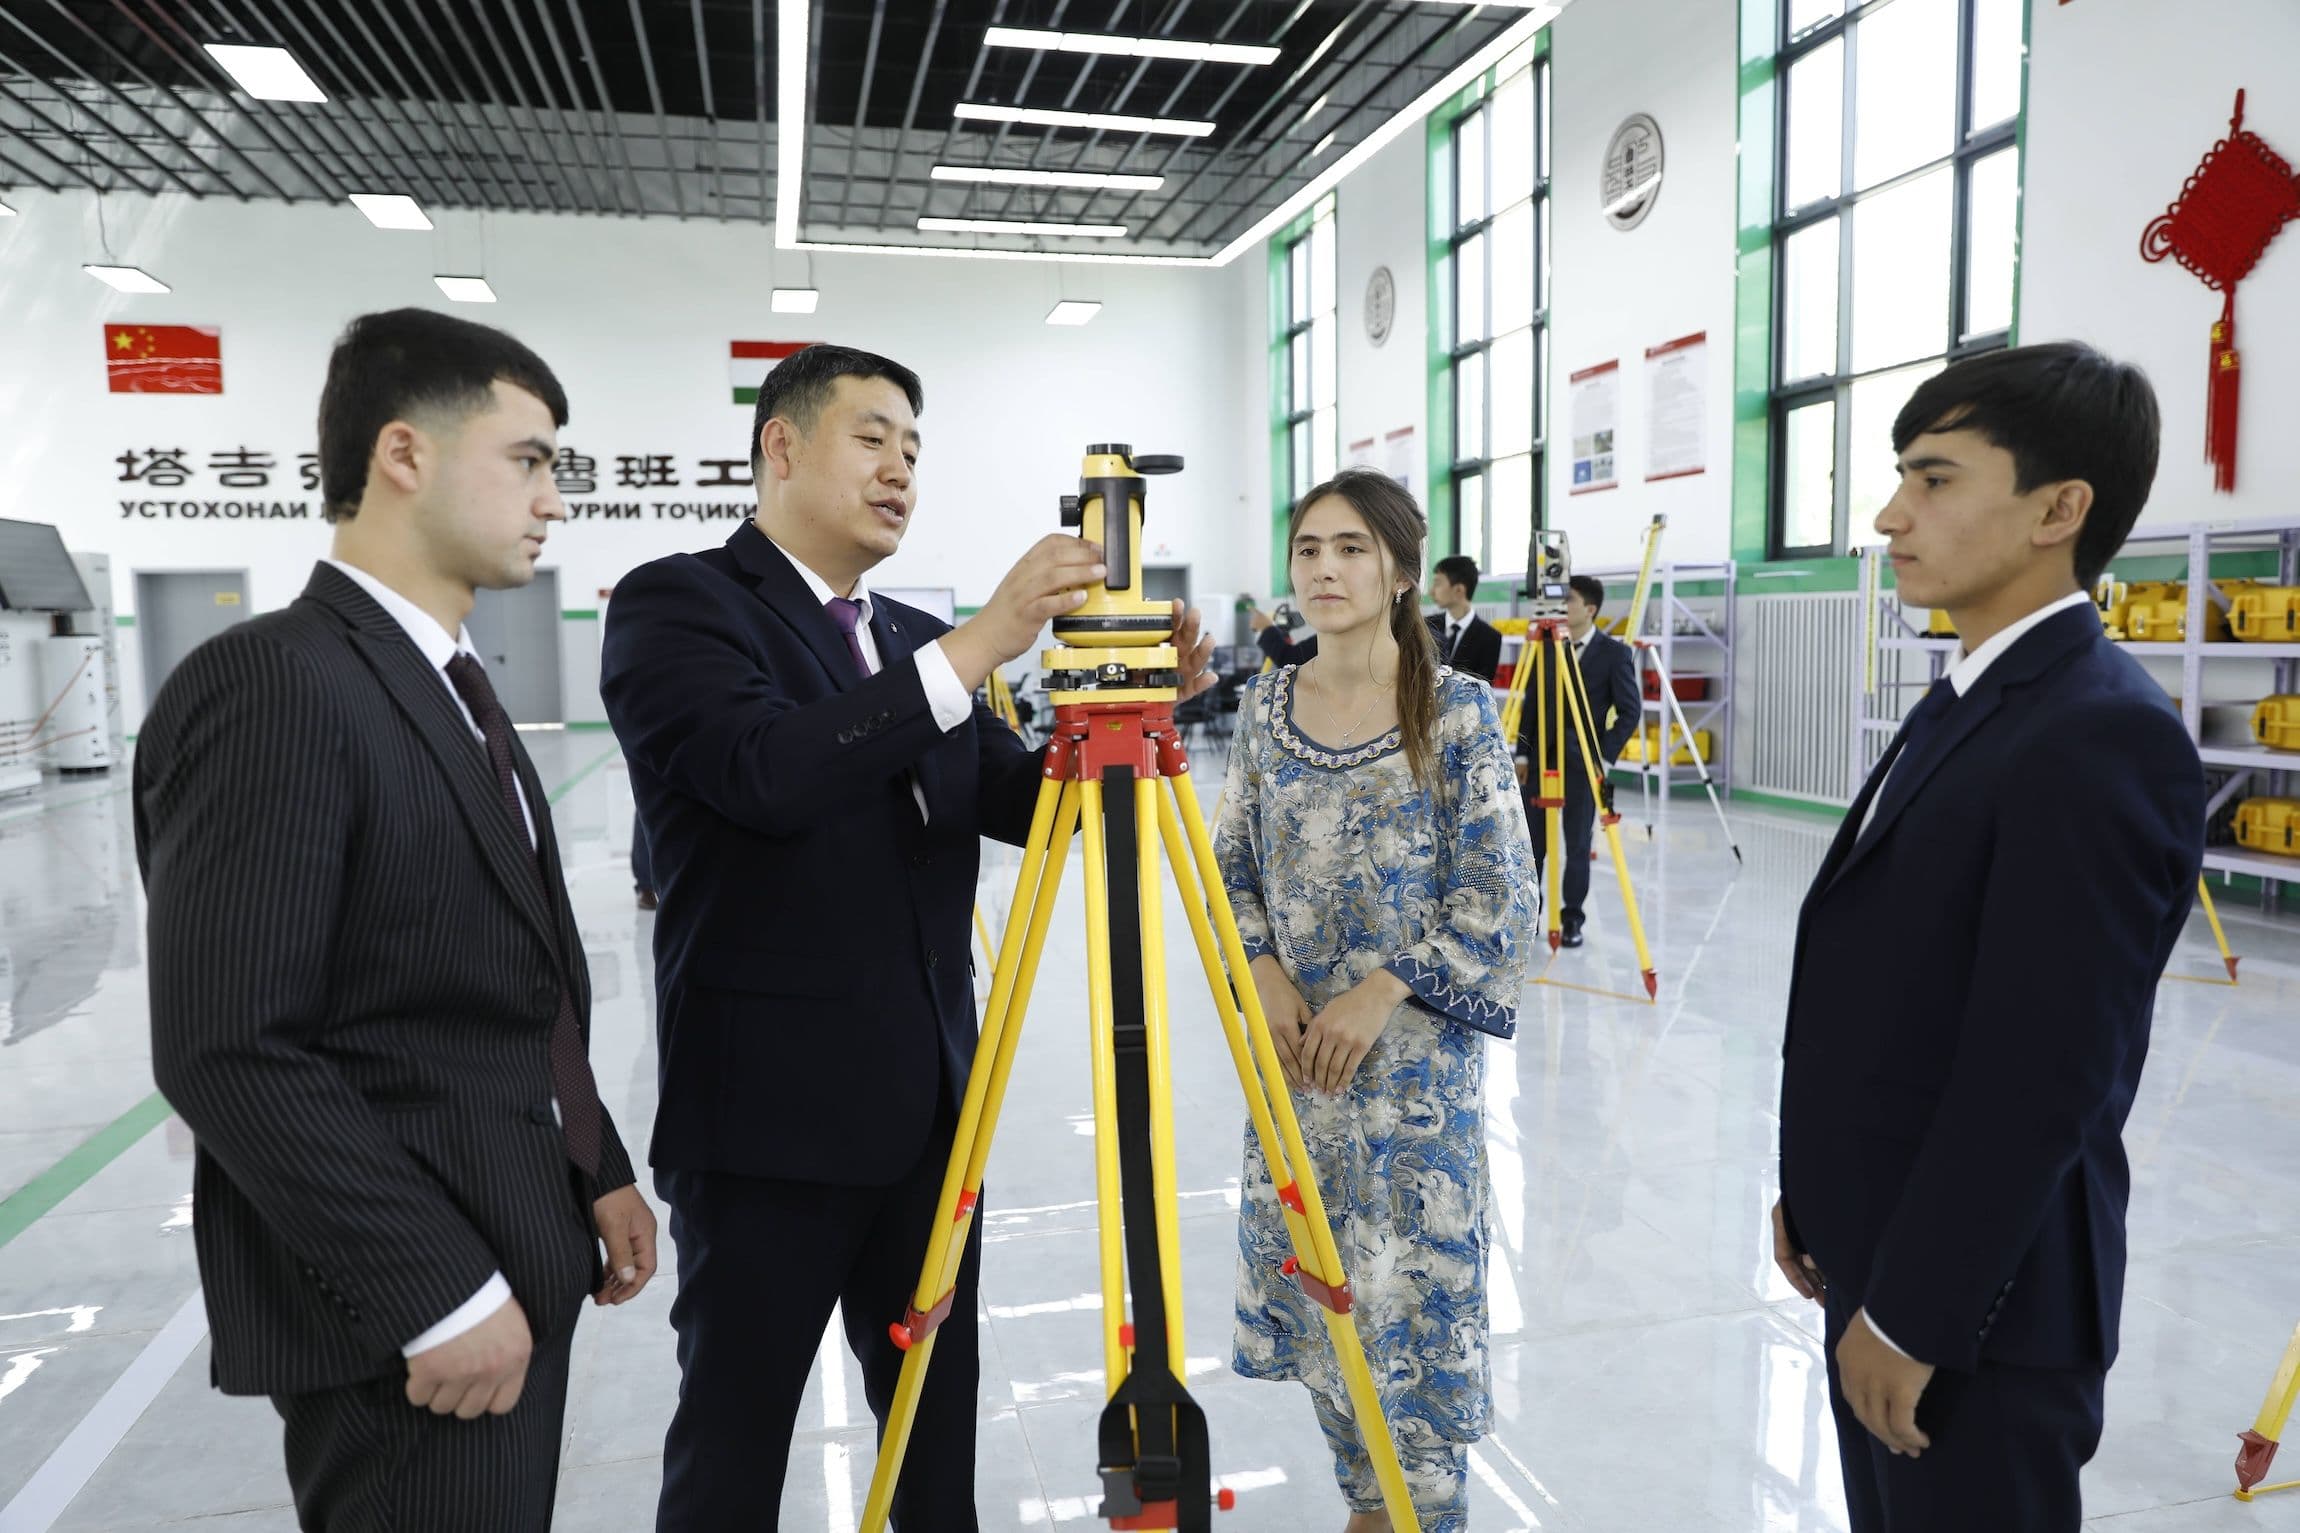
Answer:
[2140,90,2300,493]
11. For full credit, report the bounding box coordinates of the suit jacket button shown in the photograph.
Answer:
[926,950,939,971]
[528,1103,556,1126]
[837,728,854,745]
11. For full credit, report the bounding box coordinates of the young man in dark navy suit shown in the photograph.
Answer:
[1771,343,2202,1531]
[602,345,1216,1530]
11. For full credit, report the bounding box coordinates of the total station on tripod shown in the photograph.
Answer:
[1048,444,1186,700]
[1524,528,1574,621]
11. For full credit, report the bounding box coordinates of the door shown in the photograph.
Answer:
[466,571,565,724]
[136,570,249,704]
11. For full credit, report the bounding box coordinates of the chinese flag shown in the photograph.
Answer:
[104,324,223,395]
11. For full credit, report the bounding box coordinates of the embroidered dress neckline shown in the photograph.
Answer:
[1274,664,1405,768]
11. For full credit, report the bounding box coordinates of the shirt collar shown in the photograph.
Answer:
[1947,589,2095,696]
[765,532,872,620]
[323,558,473,672]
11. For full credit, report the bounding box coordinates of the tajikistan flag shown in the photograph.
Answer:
[730,340,815,405]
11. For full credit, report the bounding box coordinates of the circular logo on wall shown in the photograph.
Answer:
[1363,265,1396,347]
[1601,113,1664,231]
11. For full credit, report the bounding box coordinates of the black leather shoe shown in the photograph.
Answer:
[1560,928,1585,949]
[636,889,658,911]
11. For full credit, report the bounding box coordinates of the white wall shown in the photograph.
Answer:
[2021,0,2300,532]
[0,189,1261,724]
[1543,0,1737,577]
[1336,129,1432,500]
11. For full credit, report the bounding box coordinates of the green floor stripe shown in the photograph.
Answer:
[0,742,625,1254]
[0,1091,174,1250]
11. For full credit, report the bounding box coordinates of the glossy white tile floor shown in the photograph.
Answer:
[3,733,2298,1531]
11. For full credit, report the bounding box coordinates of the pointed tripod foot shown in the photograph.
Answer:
[1642,970,1658,1001]
[1731,845,1744,865]
[1548,930,1563,953]
[2238,1429,2280,1491]
[2226,955,2242,982]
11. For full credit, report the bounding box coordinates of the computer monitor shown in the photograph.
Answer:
[0,519,92,612]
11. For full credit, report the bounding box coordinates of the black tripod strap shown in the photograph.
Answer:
[1094,765,1212,1532]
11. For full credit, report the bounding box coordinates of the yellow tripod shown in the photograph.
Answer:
[2236,1321,2300,1498]
[1520,618,1660,1000]
[858,447,1421,1532]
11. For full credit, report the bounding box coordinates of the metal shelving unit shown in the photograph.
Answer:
[1855,519,2300,901]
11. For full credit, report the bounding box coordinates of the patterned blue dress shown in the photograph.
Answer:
[1216,664,1536,1529]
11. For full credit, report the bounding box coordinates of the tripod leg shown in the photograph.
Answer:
[1136,773,1188,1374]
[1562,657,1659,1000]
[2197,874,2240,983]
[1538,636,1563,949]
[1079,778,1130,1395]
[859,777,1081,1533]
[1643,646,1742,863]
[1164,772,1426,1533]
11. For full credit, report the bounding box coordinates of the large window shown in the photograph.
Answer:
[1279,196,1338,508]
[1770,0,2023,558]
[1446,46,1548,580]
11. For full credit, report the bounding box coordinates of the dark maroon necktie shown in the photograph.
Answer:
[825,597,875,680]
[444,652,604,1177]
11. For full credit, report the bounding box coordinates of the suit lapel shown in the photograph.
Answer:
[1821,604,2101,895]
[303,564,564,961]
[871,599,945,814]
[727,521,864,693]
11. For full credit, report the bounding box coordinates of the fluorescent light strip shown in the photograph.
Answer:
[434,275,497,303]
[984,26,1279,66]
[83,264,170,293]
[918,217,1126,238]
[770,287,820,313]
[201,43,326,102]
[775,0,807,247]
[931,165,1164,191]
[1211,5,1562,266]
[1312,132,1336,157]
[348,193,432,230]
[788,237,1208,267]
[1046,300,1103,325]
[954,103,1214,138]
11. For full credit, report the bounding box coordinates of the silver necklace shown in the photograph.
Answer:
[1305,662,1383,746]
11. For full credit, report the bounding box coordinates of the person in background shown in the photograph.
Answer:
[1427,555,1503,682]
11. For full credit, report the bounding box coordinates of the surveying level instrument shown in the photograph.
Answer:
[858,446,1423,1533]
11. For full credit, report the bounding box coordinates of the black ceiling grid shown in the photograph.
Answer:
[0,1,1530,256]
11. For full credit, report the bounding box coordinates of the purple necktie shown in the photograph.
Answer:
[825,597,874,680]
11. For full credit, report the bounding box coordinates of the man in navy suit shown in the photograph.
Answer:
[1771,342,2202,1531]
[601,344,1215,1530]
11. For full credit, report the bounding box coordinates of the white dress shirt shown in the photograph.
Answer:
[325,559,526,1357]
[762,535,974,822]
[1854,587,2094,1364]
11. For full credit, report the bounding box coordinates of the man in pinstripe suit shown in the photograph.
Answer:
[135,309,656,1531]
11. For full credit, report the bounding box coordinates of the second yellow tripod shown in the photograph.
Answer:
[1510,619,1660,998]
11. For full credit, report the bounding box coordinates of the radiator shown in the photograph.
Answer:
[1740,592,1867,807]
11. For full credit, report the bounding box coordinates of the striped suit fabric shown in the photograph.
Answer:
[133,561,636,1530]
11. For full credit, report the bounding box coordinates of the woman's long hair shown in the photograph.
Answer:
[1288,468,1441,787]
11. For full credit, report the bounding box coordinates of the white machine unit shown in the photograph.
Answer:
[68,551,123,763]
[39,635,112,773]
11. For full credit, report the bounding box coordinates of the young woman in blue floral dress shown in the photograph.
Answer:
[1217,469,1536,1532]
